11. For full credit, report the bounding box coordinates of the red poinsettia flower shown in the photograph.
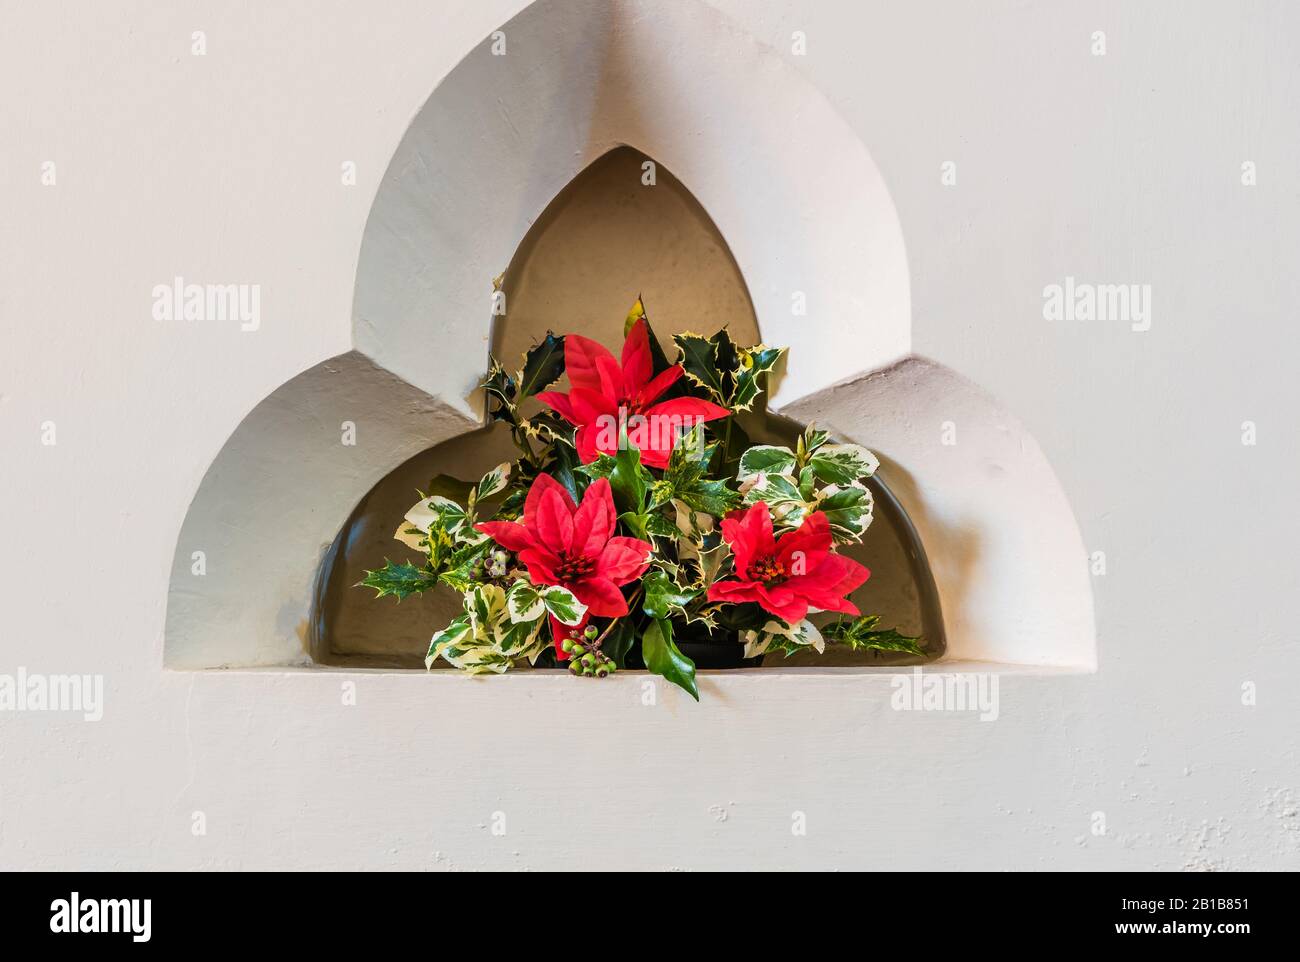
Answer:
[475,475,652,658]
[706,502,870,623]
[537,318,730,469]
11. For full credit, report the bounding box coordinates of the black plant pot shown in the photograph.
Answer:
[624,623,762,670]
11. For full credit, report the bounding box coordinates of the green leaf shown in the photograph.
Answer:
[601,619,637,669]
[515,332,566,398]
[809,443,879,486]
[642,568,699,619]
[359,560,440,601]
[642,618,699,701]
[731,345,784,412]
[505,581,545,623]
[426,614,474,669]
[822,614,925,657]
[605,426,650,515]
[817,483,874,543]
[481,360,518,424]
[539,585,587,626]
[437,540,492,592]
[738,445,797,481]
[476,462,512,500]
[673,332,728,401]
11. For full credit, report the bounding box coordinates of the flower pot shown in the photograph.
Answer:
[624,623,762,670]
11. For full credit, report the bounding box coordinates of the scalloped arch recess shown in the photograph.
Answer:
[164,0,1095,672]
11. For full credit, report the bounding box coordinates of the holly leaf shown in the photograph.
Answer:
[822,614,924,657]
[731,345,785,412]
[809,443,879,486]
[673,332,728,402]
[359,560,440,601]
[642,569,699,619]
[642,618,699,701]
[515,332,566,398]
[481,360,518,425]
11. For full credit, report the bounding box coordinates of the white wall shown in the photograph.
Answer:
[1,0,1297,870]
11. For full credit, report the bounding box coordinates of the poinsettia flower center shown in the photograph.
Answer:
[745,555,788,585]
[554,552,597,582]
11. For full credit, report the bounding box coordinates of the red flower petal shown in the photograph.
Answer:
[534,487,576,556]
[524,474,575,530]
[783,553,869,613]
[642,395,731,425]
[570,575,629,617]
[597,536,652,584]
[574,423,604,463]
[564,334,618,395]
[621,317,654,394]
[570,478,616,558]
[721,501,775,575]
[536,389,579,425]
[705,579,763,606]
[595,354,626,406]
[473,520,533,553]
[755,583,808,623]
[518,547,561,585]
[568,386,617,425]
[636,365,683,407]
[775,512,832,577]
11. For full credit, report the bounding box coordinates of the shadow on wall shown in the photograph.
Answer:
[311,148,945,669]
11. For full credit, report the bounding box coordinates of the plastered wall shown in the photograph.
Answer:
[1,0,1297,870]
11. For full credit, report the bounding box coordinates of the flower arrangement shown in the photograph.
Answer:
[360,298,921,699]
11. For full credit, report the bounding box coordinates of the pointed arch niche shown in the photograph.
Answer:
[164,0,1095,674]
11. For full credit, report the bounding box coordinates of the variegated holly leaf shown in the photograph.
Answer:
[426,614,476,669]
[642,568,699,619]
[737,444,797,482]
[740,618,824,659]
[539,585,587,626]
[741,471,807,527]
[731,345,785,412]
[360,560,440,601]
[405,495,468,537]
[815,482,875,543]
[515,332,566,399]
[809,443,879,486]
[476,462,511,500]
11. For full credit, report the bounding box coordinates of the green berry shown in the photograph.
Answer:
[560,638,574,653]
[595,666,609,678]
[583,625,599,640]
[581,653,596,667]
[571,643,586,656]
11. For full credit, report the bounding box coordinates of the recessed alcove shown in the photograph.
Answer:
[312,147,943,669]
[164,0,1095,675]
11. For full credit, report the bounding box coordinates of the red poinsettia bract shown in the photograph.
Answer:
[537,318,729,469]
[706,502,870,624]
[475,475,652,657]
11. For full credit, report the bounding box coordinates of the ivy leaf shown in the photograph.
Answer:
[505,581,546,623]
[359,560,440,601]
[642,618,699,701]
[642,568,699,619]
[817,483,874,543]
[515,332,566,398]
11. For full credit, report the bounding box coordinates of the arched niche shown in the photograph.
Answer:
[311,147,943,668]
[164,0,1094,673]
